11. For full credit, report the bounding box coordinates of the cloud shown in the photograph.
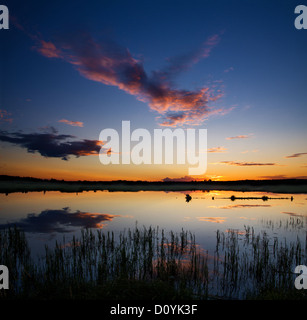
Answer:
[220,161,277,166]
[157,112,189,127]
[0,130,103,160]
[33,32,226,126]
[162,175,195,182]
[0,207,120,233]
[158,34,220,78]
[224,66,234,73]
[0,109,13,123]
[207,146,227,153]
[284,152,307,158]
[162,175,207,182]
[59,119,84,127]
[226,134,251,140]
[259,175,307,179]
[36,40,62,58]
[259,174,288,179]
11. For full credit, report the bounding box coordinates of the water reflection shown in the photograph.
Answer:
[0,189,305,299]
[185,194,192,202]
[0,190,305,249]
[261,215,306,232]
[218,204,271,209]
[0,207,120,233]
[197,217,227,224]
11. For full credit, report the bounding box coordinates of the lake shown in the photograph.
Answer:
[0,189,306,299]
[1,189,306,255]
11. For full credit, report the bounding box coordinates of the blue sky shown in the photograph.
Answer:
[0,0,306,180]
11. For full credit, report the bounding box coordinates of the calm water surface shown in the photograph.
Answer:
[1,190,306,259]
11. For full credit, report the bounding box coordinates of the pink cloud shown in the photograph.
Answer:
[36,40,62,58]
[33,32,227,127]
[226,134,251,140]
[58,119,84,127]
[207,146,227,153]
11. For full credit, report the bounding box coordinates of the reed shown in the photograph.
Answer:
[213,227,306,299]
[0,225,208,299]
[0,224,306,299]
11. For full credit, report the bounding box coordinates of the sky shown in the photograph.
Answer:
[0,0,306,181]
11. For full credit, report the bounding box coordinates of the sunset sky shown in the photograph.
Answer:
[1,0,306,181]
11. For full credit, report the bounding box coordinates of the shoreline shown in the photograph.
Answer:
[1,176,307,194]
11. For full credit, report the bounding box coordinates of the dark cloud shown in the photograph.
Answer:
[0,130,102,160]
[0,207,120,233]
[284,152,307,158]
[158,112,188,127]
[162,175,195,182]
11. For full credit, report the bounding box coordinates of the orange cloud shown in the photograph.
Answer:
[74,140,103,156]
[59,119,84,127]
[226,134,251,140]
[33,32,226,127]
[207,146,227,153]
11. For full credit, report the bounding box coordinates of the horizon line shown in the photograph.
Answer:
[1,174,307,183]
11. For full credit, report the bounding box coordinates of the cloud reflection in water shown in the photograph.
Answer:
[0,207,120,233]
